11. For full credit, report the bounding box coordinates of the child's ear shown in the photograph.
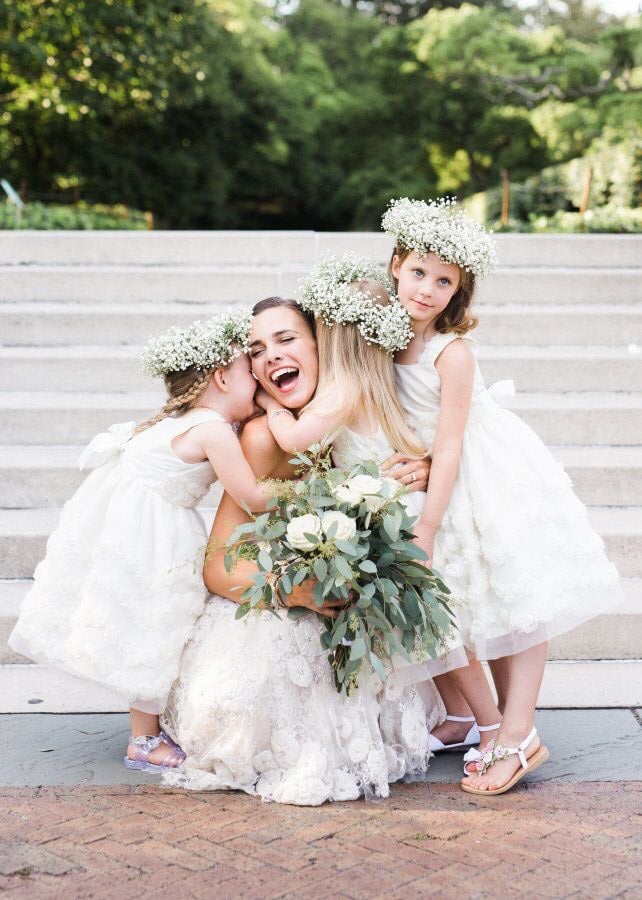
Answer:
[212,368,228,392]
[391,255,401,279]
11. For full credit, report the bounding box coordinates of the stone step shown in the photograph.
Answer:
[2,344,639,393]
[1,231,641,268]
[1,506,638,581]
[3,577,639,664]
[0,659,639,710]
[1,444,639,509]
[1,390,640,446]
[2,302,641,348]
[0,264,306,304]
[0,265,640,305]
[475,304,642,347]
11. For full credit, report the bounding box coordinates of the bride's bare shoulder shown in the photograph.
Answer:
[240,415,283,478]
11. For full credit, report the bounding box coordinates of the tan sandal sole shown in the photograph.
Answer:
[460,746,550,796]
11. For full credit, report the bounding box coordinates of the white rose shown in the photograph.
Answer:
[364,477,401,512]
[381,477,402,498]
[363,493,386,513]
[347,474,382,496]
[321,510,357,542]
[334,483,363,506]
[286,514,323,551]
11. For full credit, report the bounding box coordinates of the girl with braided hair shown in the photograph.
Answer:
[10,310,275,773]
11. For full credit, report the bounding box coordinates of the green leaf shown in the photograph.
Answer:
[335,556,352,579]
[280,573,292,595]
[235,602,251,620]
[258,549,272,572]
[350,637,366,660]
[359,559,377,574]
[313,558,328,581]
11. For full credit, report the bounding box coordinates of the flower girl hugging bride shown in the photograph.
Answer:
[256,254,467,681]
[10,310,277,773]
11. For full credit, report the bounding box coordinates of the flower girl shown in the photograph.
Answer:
[256,255,467,681]
[382,197,623,794]
[10,310,272,772]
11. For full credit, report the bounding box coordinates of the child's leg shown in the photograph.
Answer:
[433,656,501,746]
[488,657,510,715]
[463,641,548,791]
[128,708,181,766]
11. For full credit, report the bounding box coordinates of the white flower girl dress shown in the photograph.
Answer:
[395,332,623,659]
[10,409,222,713]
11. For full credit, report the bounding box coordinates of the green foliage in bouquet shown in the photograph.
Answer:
[224,446,455,694]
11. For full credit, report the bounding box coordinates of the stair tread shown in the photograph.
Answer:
[2,344,640,361]
[1,505,638,536]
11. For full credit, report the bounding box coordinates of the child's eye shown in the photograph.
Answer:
[413,269,423,277]
[438,277,451,286]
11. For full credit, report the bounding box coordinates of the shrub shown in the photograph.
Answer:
[0,202,148,230]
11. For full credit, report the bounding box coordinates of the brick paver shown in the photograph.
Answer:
[0,782,640,898]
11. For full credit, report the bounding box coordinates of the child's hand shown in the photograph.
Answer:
[413,519,436,567]
[255,388,277,412]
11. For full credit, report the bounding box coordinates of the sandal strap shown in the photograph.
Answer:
[444,715,476,723]
[129,734,162,762]
[473,727,538,775]
[128,734,186,767]
[478,722,501,733]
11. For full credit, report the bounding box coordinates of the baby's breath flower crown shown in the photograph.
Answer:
[140,308,253,378]
[382,197,498,279]
[296,252,412,354]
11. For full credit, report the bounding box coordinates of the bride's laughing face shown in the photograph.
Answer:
[249,305,318,410]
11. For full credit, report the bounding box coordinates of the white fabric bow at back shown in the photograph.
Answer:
[78,421,136,471]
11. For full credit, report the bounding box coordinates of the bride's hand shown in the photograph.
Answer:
[381,453,431,491]
[283,579,346,619]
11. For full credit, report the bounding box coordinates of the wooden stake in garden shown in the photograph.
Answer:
[501,170,510,226]
[579,165,593,216]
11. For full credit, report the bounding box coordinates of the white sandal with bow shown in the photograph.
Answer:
[428,715,481,752]
[461,726,549,795]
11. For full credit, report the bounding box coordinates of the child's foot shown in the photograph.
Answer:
[462,724,502,775]
[461,726,548,794]
[125,732,186,772]
[429,715,479,751]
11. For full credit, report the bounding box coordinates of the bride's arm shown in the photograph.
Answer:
[204,417,284,599]
[203,417,344,617]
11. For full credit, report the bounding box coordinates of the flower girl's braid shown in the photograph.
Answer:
[134,366,214,434]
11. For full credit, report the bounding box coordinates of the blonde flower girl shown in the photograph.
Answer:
[382,197,623,794]
[10,310,273,772]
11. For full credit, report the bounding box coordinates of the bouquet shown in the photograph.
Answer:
[224,447,455,694]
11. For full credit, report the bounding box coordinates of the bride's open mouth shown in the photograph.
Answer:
[269,366,300,394]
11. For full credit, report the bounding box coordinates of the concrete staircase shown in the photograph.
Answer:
[1,231,640,711]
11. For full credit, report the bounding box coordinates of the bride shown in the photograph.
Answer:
[161,291,447,806]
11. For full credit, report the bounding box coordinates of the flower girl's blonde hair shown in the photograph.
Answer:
[308,279,426,459]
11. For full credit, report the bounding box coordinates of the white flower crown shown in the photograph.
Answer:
[296,253,412,354]
[140,308,253,378]
[382,196,498,279]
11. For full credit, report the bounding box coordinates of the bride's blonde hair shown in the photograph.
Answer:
[308,279,425,459]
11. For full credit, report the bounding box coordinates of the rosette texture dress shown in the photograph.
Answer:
[10,409,221,713]
[394,332,623,660]
[160,426,452,806]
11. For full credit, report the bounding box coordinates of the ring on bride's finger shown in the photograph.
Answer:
[411,472,417,483]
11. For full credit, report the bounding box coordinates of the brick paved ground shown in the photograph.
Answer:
[0,782,640,898]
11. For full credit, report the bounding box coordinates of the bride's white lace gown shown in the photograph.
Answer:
[161,426,451,806]
[9,409,221,714]
[395,331,624,660]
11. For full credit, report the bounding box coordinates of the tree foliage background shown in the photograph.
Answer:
[1,0,640,228]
